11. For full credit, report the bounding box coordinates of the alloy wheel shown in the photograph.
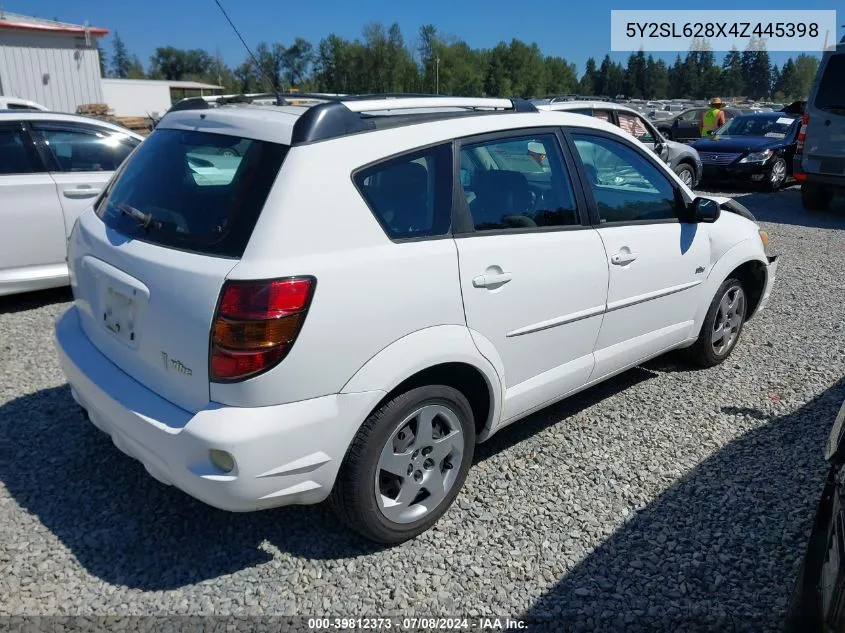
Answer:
[375,404,465,524]
[711,284,746,356]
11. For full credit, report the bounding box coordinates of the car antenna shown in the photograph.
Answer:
[211,0,282,104]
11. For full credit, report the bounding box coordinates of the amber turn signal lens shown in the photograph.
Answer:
[213,315,302,350]
[759,230,769,248]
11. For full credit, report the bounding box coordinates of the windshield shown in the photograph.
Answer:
[713,115,798,139]
[96,129,288,258]
[815,53,845,112]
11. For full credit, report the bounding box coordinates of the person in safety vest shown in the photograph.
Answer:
[701,97,727,137]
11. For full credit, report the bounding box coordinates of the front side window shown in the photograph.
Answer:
[34,124,139,172]
[460,133,579,231]
[0,127,43,174]
[679,109,702,122]
[354,144,452,240]
[572,134,678,224]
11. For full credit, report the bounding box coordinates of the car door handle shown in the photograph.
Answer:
[473,272,513,288]
[611,252,639,265]
[63,187,102,199]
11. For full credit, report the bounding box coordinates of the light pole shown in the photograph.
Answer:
[436,56,440,94]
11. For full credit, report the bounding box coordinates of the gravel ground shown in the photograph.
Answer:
[1,185,844,632]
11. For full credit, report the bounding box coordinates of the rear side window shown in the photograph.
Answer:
[354,144,452,240]
[34,124,139,172]
[96,128,288,258]
[815,54,845,112]
[0,127,43,174]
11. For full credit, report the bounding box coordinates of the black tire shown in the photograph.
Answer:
[658,127,673,140]
[673,162,696,188]
[330,385,475,544]
[801,183,833,211]
[763,157,787,191]
[686,277,748,368]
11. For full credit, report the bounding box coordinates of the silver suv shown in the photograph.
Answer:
[795,43,845,211]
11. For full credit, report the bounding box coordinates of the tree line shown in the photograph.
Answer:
[98,24,820,102]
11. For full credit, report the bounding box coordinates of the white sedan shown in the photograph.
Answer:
[0,111,143,296]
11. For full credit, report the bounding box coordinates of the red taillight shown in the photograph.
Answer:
[210,277,315,382]
[796,112,809,154]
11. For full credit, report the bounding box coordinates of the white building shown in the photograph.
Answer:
[102,79,224,118]
[0,11,107,112]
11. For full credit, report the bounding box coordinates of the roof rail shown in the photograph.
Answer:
[290,97,537,145]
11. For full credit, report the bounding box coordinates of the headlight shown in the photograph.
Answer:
[825,398,845,461]
[739,150,773,163]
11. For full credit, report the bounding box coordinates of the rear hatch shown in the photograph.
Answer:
[68,126,288,413]
[805,50,845,175]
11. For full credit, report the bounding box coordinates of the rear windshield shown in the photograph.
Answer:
[815,54,845,113]
[96,129,288,258]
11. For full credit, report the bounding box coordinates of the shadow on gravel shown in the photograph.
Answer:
[703,186,845,231]
[0,366,659,590]
[0,287,72,315]
[521,377,845,633]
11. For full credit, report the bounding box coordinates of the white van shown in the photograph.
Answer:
[795,43,845,211]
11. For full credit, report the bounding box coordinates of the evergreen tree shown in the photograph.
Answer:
[111,32,131,78]
[721,47,744,97]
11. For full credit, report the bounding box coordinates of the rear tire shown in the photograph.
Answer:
[686,277,748,368]
[330,385,475,544]
[801,183,833,211]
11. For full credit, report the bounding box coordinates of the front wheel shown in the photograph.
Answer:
[764,157,787,191]
[686,278,748,368]
[330,385,475,544]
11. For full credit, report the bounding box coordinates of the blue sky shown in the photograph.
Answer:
[11,0,843,77]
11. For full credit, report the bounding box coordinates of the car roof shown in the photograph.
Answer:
[156,100,629,148]
[0,110,145,139]
[538,101,642,115]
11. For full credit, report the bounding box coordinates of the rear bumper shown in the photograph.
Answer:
[54,306,384,512]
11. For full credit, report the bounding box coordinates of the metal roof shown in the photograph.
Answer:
[101,79,224,90]
[0,11,108,35]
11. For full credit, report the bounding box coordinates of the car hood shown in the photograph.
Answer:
[691,135,787,153]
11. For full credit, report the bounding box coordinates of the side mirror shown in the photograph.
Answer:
[689,197,721,223]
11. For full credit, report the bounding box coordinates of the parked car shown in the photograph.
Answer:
[784,395,845,633]
[53,95,778,544]
[690,112,801,190]
[0,111,143,296]
[657,106,742,143]
[0,96,48,111]
[536,101,703,188]
[795,43,845,211]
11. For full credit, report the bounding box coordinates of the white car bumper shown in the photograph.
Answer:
[54,307,384,512]
[755,255,779,316]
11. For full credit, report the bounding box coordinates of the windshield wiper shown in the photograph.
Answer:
[819,104,845,113]
[116,202,159,230]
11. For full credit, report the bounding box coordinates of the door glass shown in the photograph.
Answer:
[35,125,138,172]
[679,109,702,122]
[617,113,654,143]
[572,134,678,224]
[592,110,612,122]
[0,128,42,174]
[460,134,579,231]
[355,143,452,239]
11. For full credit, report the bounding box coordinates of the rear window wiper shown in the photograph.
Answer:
[115,202,160,231]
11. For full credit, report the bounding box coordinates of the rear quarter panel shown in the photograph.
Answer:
[209,140,467,408]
